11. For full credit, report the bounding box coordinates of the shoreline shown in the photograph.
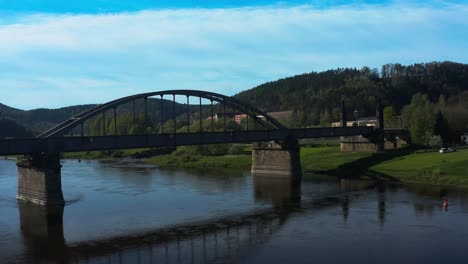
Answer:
[13,146,468,188]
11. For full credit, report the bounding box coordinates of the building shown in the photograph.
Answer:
[212,112,238,122]
[234,114,248,124]
[331,117,378,127]
[462,133,468,145]
[211,110,293,126]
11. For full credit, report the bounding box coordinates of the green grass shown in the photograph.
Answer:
[301,146,371,172]
[143,146,370,172]
[371,149,468,186]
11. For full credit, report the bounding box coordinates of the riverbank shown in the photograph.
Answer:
[304,146,468,187]
[370,149,468,186]
[143,146,468,187]
[62,145,468,187]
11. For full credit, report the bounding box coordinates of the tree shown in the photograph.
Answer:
[402,93,436,146]
[433,110,451,143]
[319,109,332,126]
[383,106,399,128]
[0,118,32,138]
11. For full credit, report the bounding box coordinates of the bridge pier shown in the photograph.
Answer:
[340,134,384,152]
[340,101,385,152]
[16,153,65,206]
[251,138,302,182]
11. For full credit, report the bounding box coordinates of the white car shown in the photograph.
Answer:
[439,147,456,153]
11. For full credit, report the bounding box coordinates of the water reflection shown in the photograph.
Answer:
[377,184,386,226]
[18,202,67,263]
[7,160,468,264]
[253,176,301,209]
[17,174,302,264]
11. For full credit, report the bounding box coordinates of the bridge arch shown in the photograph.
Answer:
[37,90,287,138]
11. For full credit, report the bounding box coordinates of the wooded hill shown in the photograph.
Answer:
[1,61,468,140]
[235,61,468,127]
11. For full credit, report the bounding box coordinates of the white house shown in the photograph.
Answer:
[462,133,468,144]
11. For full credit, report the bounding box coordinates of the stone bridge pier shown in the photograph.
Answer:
[251,138,302,182]
[340,101,385,152]
[16,153,65,206]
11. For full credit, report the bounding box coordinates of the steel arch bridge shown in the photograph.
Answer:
[37,89,287,138]
[0,89,376,155]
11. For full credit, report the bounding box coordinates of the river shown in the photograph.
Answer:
[1,158,468,263]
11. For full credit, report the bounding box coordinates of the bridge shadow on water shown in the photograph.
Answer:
[14,175,388,264]
[16,176,301,264]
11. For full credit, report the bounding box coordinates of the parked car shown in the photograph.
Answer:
[439,147,457,153]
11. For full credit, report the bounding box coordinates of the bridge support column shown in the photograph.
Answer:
[17,153,65,206]
[251,139,302,182]
[340,101,385,152]
[340,134,384,152]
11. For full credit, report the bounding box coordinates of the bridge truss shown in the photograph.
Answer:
[0,90,376,155]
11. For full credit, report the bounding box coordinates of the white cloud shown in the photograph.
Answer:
[0,3,468,109]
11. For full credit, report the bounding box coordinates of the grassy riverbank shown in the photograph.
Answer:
[63,145,468,187]
[145,146,468,187]
[370,149,468,186]
[140,146,372,172]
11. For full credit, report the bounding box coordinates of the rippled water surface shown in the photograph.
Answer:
[1,158,468,263]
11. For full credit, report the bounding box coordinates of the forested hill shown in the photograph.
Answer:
[0,103,98,135]
[235,61,468,127]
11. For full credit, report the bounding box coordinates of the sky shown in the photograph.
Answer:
[0,0,467,109]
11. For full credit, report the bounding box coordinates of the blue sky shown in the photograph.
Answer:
[1,0,468,109]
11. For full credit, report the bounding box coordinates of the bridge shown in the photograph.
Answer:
[0,90,385,206]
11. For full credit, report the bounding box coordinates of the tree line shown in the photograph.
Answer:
[235,61,468,146]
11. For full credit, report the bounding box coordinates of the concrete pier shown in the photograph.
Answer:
[340,134,384,152]
[340,101,385,152]
[17,153,65,206]
[251,138,302,182]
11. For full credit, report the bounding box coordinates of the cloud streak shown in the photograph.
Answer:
[1,3,468,109]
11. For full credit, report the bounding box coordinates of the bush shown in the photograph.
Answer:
[227,144,246,155]
[427,135,443,148]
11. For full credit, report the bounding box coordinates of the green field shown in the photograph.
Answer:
[371,149,468,186]
[300,146,468,186]
[300,146,371,172]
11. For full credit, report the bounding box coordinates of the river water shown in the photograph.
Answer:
[1,158,468,263]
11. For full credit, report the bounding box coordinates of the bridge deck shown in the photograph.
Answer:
[0,127,375,155]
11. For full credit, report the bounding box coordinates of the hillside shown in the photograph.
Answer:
[235,61,468,127]
[2,61,468,138]
[0,103,98,135]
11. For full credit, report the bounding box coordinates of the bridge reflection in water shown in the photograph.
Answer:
[18,177,386,264]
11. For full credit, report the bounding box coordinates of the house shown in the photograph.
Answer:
[234,114,248,124]
[462,133,468,145]
[331,117,378,127]
[211,110,293,126]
